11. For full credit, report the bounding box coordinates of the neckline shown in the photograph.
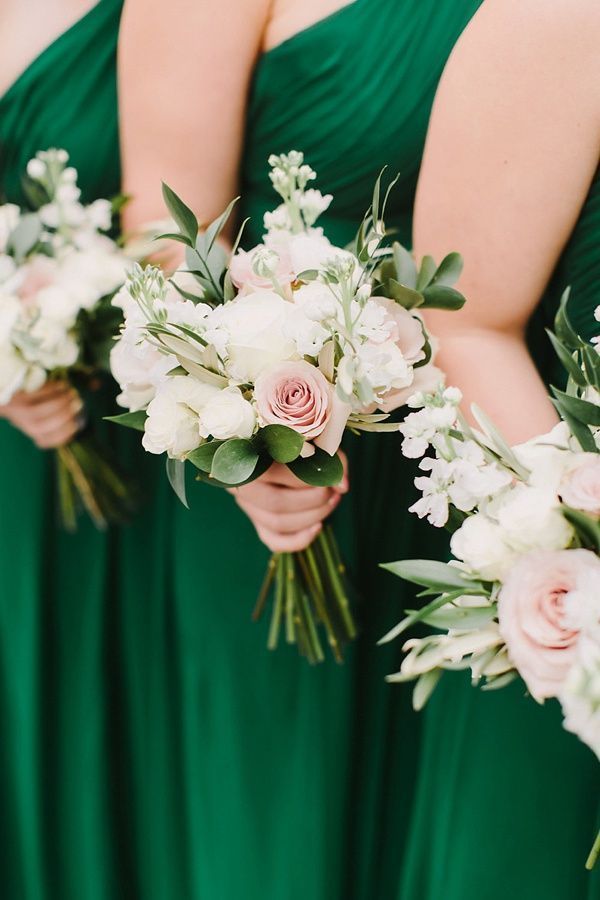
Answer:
[262,0,363,59]
[0,1,103,107]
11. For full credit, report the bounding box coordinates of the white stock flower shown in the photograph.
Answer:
[399,401,459,458]
[198,386,256,440]
[142,376,219,459]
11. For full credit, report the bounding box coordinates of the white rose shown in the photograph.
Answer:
[205,290,297,382]
[494,485,573,555]
[0,204,20,253]
[142,375,219,459]
[450,513,516,581]
[110,329,175,411]
[199,386,256,440]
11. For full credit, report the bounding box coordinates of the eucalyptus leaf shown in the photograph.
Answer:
[166,458,188,508]
[418,604,497,631]
[388,280,424,309]
[104,410,148,432]
[288,448,344,487]
[260,425,304,464]
[187,441,224,474]
[210,439,259,485]
[392,243,418,289]
[161,183,198,245]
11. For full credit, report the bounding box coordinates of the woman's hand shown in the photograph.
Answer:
[231,451,349,553]
[0,382,83,449]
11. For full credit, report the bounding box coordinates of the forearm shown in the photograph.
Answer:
[432,325,558,444]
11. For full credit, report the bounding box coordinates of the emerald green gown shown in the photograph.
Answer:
[398,138,600,900]
[129,3,482,899]
[0,3,149,897]
[0,2,491,898]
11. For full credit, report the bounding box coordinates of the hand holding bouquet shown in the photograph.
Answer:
[382,293,600,865]
[0,149,136,528]
[109,151,466,662]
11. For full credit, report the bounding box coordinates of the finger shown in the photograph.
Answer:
[332,449,350,494]
[34,421,79,449]
[32,409,81,443]
[236,493,340,535]
[255,523,322,554]
[233,481,331,513]
[260,463,313,489]
[26,393,83,423]
[15,382,73,406]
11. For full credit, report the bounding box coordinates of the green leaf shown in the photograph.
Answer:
[104,410,148,432]
[581,346,600,391]
[194,454,271,489]
[210,439,259,485]
[421,285,466,310]
[161,182,198,245]
[413,669,443,711]
[260,425,304,464]
[431,252,463,287]
[561,505,600,551]
[155,232,194,246]
[546,331,587,387]
[418,604,496,631]
[378,590,465,645]
[166,458,188,508]
[554,288,583,350]
[391,243,418,289]
[187,441,224,473]
[8,213,42,261]
[204,197,239,254]
[381,559,485,593]
[550,388,600,427]
[387,280,424,309]
[416,255,437,291]
[288,448,344,487]
[550,399,597,453]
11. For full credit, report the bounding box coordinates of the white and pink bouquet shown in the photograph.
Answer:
[382,295,600,865]
[0,149,137,528]
[109,151,466,662]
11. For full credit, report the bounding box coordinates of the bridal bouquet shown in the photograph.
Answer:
[382,294,600,864]
[109,150,466,662]
[0,148,136,529]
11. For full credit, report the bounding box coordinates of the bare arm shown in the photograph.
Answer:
[414,0,600,443]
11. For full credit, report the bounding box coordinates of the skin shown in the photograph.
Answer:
[0,0,93,448]
[414,0,600,443]
[119,0,354,552]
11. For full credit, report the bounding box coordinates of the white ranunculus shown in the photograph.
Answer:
[204,290,298,382]
[265,228,337,277]
[450,513,516,581]
[0,204,20,253]
[494,484,573,555]
[198,386,256,440]
[142,375,219,459]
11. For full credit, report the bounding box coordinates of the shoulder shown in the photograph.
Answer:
[436,0,600,124]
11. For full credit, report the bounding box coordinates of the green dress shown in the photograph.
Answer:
[130,3,482,899]
[398,161,600,898]
[0,3,153,897]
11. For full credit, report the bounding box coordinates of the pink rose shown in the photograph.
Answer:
[560,455,600,518]
[255,360,332,439]
[229,245,294,295]
[498,549,600,700]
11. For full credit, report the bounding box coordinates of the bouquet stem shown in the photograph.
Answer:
[55,430,138,531]
[586,828,600,870]
[252,526,356,664]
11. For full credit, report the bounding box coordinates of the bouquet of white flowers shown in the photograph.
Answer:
[382,293,600,866]
[0,149,137,528]
[109,151,466,663]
